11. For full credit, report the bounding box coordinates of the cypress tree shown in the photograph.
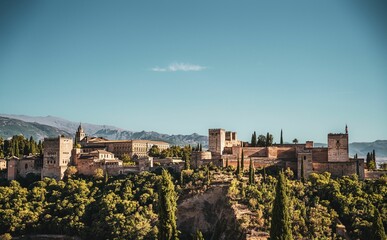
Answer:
[199,144,202,152]
[249,158,254,185]
[266,132,270,147]
[236,157,241,176]
[180,171,184,186]
[158,169,179,240]
[373,149,376,161]
[38,140,43,155]
[366,152,371,169]
[15,140,19,157]
[280,129,283,145]
[270,171,293,240]
[30,136,36,154]
[241,150,245,172]
[371,208,386,240]
[251,131,257,147]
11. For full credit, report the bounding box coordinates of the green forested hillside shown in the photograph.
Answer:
[0,167,386,240]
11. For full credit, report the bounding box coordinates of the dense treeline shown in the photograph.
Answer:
[0,166,213,240]
[228,169,387,240]
[0,172,163,239]
[1,163,386,239]
[0,135,42,158]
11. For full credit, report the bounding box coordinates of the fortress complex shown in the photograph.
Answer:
[203,127,364,179]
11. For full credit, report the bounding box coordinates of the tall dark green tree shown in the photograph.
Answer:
[371,208,386,240]
[29,136,36,154]
[236,157,241,176]
[199,144,202,152]
[270,171,293,240]
[251,132,257,147]
[241,150,245,172]
[266,132,273,147]
[38,140,43,155]
[249,158,254,185]
[257,135,266,147]
[366,152,371,168]
[280,129,283,145]
[158,169,179,240]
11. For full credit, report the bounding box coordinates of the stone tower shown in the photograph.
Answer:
[75,123,86,144]
[41,136,73,180]
[208,129,226,156]
[327,126,349,162]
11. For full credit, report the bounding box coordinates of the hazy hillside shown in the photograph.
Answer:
[0,117,71,140]
[0,114,121,135]
[94,129,208,146]
[0,114,208,146]
[350,140,387,158]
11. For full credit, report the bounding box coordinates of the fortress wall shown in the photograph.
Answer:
[242,147,267,158]
[312,148,328,162]
[277,147,296,159]
[312,161,362,179]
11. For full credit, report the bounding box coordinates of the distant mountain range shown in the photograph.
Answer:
[0,114,386,158]
[0,114,208,147]
[0,114,121,135]
[0,116,72,140]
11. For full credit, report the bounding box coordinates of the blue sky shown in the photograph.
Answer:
[0,0,386,143]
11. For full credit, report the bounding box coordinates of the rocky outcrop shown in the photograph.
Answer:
[177,185,244,240]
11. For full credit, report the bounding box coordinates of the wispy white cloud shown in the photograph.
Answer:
[151,62,206,72]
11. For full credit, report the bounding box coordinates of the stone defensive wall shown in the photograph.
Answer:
[312,160,364,179]
[223,156,298,172]
[230,146,299,160]
[311,148,328,162]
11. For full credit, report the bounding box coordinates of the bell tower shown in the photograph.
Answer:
[75,123,86,144]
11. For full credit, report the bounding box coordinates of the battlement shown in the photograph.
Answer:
[328,133,348,136]
[209,128,225,132]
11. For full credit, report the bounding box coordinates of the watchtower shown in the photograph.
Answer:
[208,129,226,156]
[327,126,349,162]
